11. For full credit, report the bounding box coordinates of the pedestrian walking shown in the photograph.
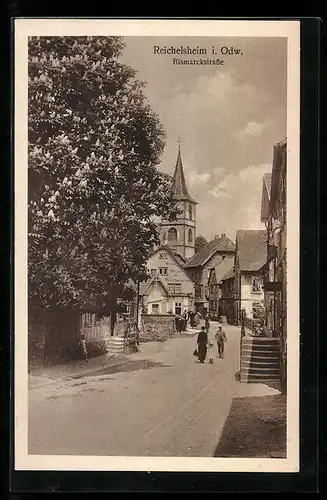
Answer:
[189,310,195,328]
[215,326,227,358]
[194,311,202,327]
[196,326,208,363]
[183,310,188,330]
[204,312,210,333]
[175,314,183,334]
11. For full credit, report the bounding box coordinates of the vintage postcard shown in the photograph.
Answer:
[14,19,300,473]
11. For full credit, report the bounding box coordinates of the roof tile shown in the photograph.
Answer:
[184,234,235,268]
[236,230,267,271]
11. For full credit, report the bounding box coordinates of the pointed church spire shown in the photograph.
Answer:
[172,140,197,204]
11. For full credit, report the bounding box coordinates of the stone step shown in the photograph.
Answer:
[241,361,279,368]
[241,356,279,366]
[108,338,125,345]
[241,351,280,359]
[242,337,279,343]
[241,376,280,383]
[241,367,280,376]
[242,343,280,350]
[241,372,280,380]
[242,344,280,351]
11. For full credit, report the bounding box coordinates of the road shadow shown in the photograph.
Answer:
[79,359,171,377]
[234,371,282,392]
[213,394,287,458]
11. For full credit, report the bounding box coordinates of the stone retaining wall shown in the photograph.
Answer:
[140,314,176,342]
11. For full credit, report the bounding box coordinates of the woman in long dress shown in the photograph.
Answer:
[197,326,208,363]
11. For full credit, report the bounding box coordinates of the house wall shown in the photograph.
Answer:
[240,274,264,319]
[142,251,195,315]
[186,251,235,301]
[80,314,112,340]
[144,290,194,315]
[147,251,194,296]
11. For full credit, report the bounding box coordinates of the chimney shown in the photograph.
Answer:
[221,233,226,238]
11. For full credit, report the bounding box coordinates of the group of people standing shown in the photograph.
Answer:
[175,309,210,334]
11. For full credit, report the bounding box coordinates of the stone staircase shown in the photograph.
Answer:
[240,337,280,384]
[106,336,125,355]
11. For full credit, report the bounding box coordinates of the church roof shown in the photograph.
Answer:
[172,146,197,204]
[184,234,236,268]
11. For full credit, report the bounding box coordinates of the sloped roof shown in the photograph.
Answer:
[271,138,287,212]
[139,275,170,296]
[236,230,267,272]
[260,172,272,222]
[264,173,272,196]
[184,234,235,268]
[172,251,186,266]
[214,257,235,283]
[172,146,197,204]
[221,266,235,281]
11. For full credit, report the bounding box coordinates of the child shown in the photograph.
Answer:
[80,334,89,362]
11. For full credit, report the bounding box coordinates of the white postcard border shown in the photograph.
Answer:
[14,18,300,473]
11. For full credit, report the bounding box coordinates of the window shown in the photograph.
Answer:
[150,268,157,276]
[168,227,178,242]
[251,277,261,293]
[188,228,193,244]
[189,205,193,220]
[152,304,159,314]
[168,283,182,294]
[85,313,93,326]
[222,255,226,261]
[159,252,167,259]
[159,267,168,275]
[162,233,167,244]
[175,303,182,315]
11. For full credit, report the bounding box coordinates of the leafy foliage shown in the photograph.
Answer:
[194,235,208,254]
[28,36,178,310]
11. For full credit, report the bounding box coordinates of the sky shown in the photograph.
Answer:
[119,36,287,242]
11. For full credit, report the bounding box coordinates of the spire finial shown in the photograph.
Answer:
[177,136,182,149]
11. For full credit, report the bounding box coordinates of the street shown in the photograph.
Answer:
[28,324,285,457]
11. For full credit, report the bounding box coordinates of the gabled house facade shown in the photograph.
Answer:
[220,266,236,324]
[139,246,195,316]
[234,229,267,322]
[260,138,287,390]
[208,257,234,320]
[184,234,236,314]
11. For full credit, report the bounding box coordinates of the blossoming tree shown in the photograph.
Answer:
[28,36,178,314]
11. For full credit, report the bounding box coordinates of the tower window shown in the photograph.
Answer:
[189,205,193,220]
[188,228,193,244]
[168,227,178,243]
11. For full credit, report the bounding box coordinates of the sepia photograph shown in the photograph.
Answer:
[14,19,300,473]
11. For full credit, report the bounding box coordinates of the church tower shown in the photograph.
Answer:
[159,142,197,261]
